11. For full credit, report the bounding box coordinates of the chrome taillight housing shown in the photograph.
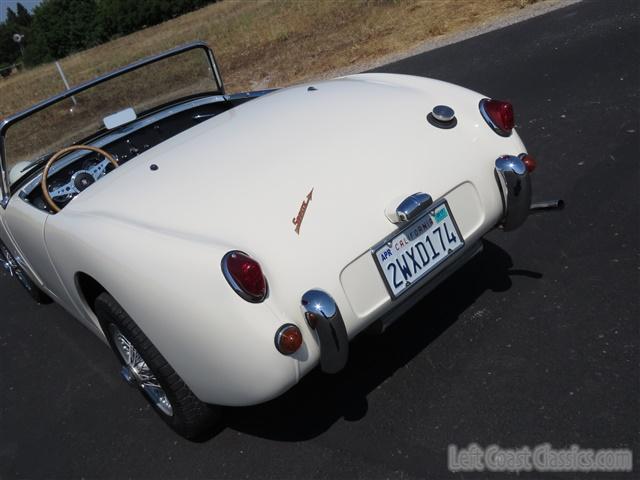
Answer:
[479,98,514,136]
[221,251,268,302]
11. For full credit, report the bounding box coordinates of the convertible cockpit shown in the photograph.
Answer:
[0,42,266,214]
[18,95,244,213]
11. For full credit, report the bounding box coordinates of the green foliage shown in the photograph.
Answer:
[0,1,32,65]
[27,0,98,64]
[95,0,214,40]
[15,3,33,27]
[0,22,17,65]
[0,0,217,68]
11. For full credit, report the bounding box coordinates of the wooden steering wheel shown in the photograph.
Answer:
[40,145,119,213]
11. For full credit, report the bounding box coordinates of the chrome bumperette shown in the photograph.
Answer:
[301,289,349,374]
[385,192,433,224]
[494,155,531,231]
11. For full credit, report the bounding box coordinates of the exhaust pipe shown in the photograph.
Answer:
[530,199,565,213]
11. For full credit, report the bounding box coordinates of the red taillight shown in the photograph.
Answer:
[275,324,303,355]
[222,251,267,302]
[521,154,537,172]
[480,99,514,135]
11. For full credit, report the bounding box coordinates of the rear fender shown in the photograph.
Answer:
[44,212,302,406]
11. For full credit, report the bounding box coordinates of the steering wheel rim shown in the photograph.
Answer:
[40,145,118,213]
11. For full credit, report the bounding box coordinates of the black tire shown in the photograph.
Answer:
[0,241,52,304]
[94,292,221,440]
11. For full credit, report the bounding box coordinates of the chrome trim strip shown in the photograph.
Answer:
[479,98,511,137]
[494,155,531,231]
[301,289,349,374]
[224,89,277,101]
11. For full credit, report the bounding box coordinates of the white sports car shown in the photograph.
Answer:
[0,43,555,438]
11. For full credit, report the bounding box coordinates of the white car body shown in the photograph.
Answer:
[0,44,534,410]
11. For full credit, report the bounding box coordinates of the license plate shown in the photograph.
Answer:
[372,201,464,298]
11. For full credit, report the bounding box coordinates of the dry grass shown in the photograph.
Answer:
[0,0,542,119]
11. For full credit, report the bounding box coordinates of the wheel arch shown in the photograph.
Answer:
[74,271,110,336]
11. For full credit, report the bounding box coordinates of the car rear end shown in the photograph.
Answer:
[216,73,537,382]
[62,72,537,406]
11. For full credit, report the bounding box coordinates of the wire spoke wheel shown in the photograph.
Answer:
[109,324,174,417]
[96,292,220,438]
[1,244,27,288]
[0,243,51,303]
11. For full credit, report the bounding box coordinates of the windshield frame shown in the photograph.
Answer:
[0,41,224,208]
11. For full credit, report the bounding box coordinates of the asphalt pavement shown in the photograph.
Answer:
[1,0,638,478]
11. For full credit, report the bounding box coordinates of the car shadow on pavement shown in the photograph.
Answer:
[222,240,542,442]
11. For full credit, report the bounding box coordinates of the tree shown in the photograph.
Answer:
[0,22,18,66]
[95,0,214,41]
[0,3,33,65]
[1,5,33,65]
[15,3,33,27]
[5,7,18,25]
[3,0,217,67]
[23,0,98,64]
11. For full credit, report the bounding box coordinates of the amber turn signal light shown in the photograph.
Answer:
[275,324,303,355]
[521,154,537,172]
